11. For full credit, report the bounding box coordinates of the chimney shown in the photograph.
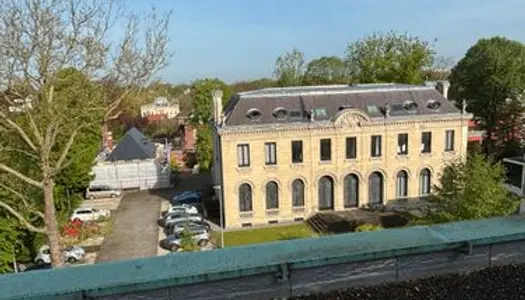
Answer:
[436,80,450,99]
[212,89,223,125]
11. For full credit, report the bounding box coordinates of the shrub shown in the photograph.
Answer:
[355,223,383,232]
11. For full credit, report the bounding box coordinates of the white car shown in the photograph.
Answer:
[162,213,203,228]
[166,204,199,215]
[34,245,85,264]
[70,207,111,222]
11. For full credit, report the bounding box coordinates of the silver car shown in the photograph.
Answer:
[85,185,122,199]
[167,221,210,235]
[160,229,210,252]
[160,212,203,227]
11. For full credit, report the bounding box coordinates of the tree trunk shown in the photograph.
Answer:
[43,179,63,267]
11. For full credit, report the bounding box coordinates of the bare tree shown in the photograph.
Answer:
[431,55,456,80]
[0,0,171,267]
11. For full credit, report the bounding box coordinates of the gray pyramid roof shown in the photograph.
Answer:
[107,127,156,161]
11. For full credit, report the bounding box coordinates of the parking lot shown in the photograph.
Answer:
[96,190,168,263]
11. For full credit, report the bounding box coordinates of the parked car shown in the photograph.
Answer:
[85,185,122,199]
[70,207,111,222]
[160,229,210,252]
[34,245,85,265]
[166,220,210,235]
[164,204,199,216]
[171,191,202,205]
[159,212,203,227]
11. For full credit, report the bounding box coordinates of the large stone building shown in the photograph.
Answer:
[211,83,472,229]
[140,96,180,119]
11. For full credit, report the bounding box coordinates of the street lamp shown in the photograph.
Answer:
[213,184,224,248]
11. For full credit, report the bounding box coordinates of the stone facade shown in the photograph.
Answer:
[212,84,471,229]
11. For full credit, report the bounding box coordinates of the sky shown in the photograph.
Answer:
[127,0,525,84]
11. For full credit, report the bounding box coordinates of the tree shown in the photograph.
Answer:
[190,78,231,125]
[0,0,171,267]
[230,78,277,94]
[345,31,435,84]
[303,56,350,85]
[0,215,22,273]
[274,48,305,87]
[195,126,213,172]
[429,153,518,223]
[178,229,199,252]
[424,55,455,81]
[449,37,525,156]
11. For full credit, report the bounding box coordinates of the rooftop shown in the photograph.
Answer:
[224,83,461,126]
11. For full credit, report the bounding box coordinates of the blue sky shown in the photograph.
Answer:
[128,0,525,84]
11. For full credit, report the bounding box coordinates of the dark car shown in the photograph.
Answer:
[171,190,202,205]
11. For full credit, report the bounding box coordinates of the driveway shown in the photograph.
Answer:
[96,191,167,263]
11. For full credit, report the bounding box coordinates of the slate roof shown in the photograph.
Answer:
[107,127,156,161]
[223,83,461,126]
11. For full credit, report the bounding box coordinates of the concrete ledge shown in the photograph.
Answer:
[3,216,525,300]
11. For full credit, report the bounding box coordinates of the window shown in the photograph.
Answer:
[291,140,303,163]
[368,172,384,204]
[346,137,357,159]
[343,174,359,208]
[265,142,277,165]
[237,144,250,167]
[396,171,408,198]
[445,130,455,151]
[239,183,252,212]
[419,169,431,196]
[397,134,408,155]
[266,181,279,209]
[421,132,432,153]
[292,179,305,207]
[371,135,382,157]
[318,176,334,210]
[320,139,331,161]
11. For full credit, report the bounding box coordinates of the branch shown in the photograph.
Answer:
[0,163,43,188]
[0,200,46,233]
[0,145,39,160]
[55,126,82,172]
[0,111,38,152]
[0,182,44,219]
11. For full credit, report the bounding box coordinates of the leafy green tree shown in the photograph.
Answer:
[0,0,171,267]
[449,37,525,156]
[190,78,231,125]
[345,31,435,84]
[0,215,22,273]
[179,229,200,252]
[274,48,305,87]
[230,78,278,93]
[303,56,350,85]
[195,126,213,172]
[429,153,518,223]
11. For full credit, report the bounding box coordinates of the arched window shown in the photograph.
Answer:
[368,172,384,204]
[292,179,305,207]
[239,183,252,212]
[318,176,334,210]
[344,174,359,208]
[419,168,431,196]
[396,171,408,198]
[266,181,279,209]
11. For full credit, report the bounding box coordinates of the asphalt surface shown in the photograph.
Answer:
[96,191,166,263]
[291,264,525,300]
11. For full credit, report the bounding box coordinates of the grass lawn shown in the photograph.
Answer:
[212,223,317,247]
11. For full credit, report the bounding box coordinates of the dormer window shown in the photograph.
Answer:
[313,108,327,118]
[273,107,288,120]
[427,99,441,110]
[403,100,418,112]
[246,108,262,120]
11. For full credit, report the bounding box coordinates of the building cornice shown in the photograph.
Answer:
[216,113,473,136]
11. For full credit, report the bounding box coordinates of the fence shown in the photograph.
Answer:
[90,159,171,190]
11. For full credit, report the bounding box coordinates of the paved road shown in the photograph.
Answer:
[97,191,167,263]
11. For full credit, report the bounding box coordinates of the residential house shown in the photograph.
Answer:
[140,96,180,119]
[211,83,471,228]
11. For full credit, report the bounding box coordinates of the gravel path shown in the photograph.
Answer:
[291,264,525,300]
[96,191,162,263]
